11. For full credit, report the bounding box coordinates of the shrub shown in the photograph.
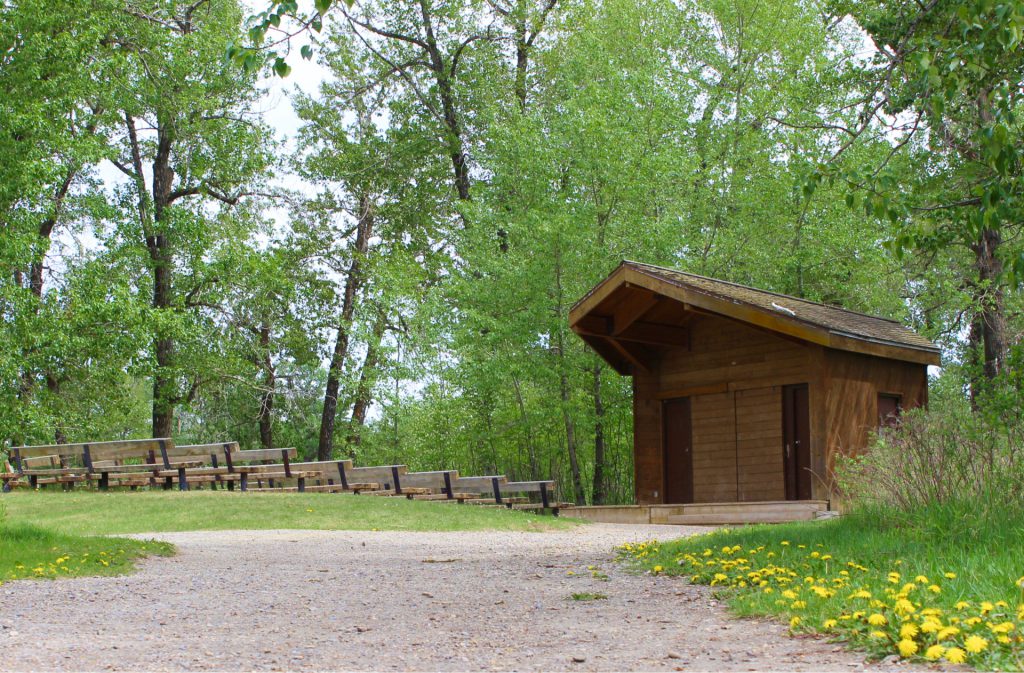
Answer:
[836,404,1024,517]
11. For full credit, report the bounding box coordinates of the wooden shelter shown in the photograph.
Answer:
[569,261,940,505]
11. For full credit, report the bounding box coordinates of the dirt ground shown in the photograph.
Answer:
[0,524,922,672]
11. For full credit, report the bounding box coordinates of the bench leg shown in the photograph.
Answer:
[210,480,218,491]
[99,472,109,491]
[29,475,38,489]
[227,480,235,491]
[297,477,306,493]
[240,473,248,492]
[163,477,173,490]
[3,480,12,493]
[130,485,137,491]
[178,467,188,491]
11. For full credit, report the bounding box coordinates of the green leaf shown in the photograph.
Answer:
[273,57,291,78]
[301,45,314,61]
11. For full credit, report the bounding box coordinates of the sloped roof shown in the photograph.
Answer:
[569,261,941,371]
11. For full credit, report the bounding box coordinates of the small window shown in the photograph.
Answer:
[878,394,902,428]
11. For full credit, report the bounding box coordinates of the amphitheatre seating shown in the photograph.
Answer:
[8,438,206,491]
[2,438,567,515]
[222,448,321,492]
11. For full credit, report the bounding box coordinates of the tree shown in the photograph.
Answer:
[816,0,1024,399]
[105,0,272,438]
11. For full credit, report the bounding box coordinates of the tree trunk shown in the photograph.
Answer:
[257,321,274,450]
[317,193,374,460]
[975,228,1007,380]
[591,363,606,505]
[346,306,387,455]
[970,227,1007,402]
[559,356,585,506]
[511,374,539,479]
[149,123,177,440]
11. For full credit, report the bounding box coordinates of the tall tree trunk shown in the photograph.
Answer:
[970,227,1003,389]
[511,374,539,479]
[257,321,274,450]
[149,123,177,439]
[317,193,374,460]
[346,306,387,455]
[419,0,471,204]
[591,363,606,505]
[553,252,585,505]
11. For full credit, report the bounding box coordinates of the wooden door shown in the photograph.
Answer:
[782,384,812,500]
[663,397,693,503]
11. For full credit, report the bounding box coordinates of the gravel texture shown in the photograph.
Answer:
[0,524,920,672]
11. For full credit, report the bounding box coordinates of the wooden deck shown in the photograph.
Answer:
[562,500,832,525]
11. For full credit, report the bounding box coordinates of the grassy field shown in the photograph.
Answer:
[0,522,172,582]
[618,504,1024,670]
[1,490,577,535]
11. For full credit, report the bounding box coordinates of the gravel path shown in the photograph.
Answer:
[0,524,917,672]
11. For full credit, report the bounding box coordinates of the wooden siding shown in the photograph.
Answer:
[691,391,737,502]
[736,386,785,501]
[657,315,812,394]
[633,371,663,504]
[824,349,929,477]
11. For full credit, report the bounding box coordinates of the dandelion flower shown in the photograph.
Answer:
[870,630,887,639]
[937,626,960,641]
[789,616,801,629]
[964,635,988,653]
[653,565,664,573]
[914,575,929,584]
[822,619,837,629]
[900,623,919,639]
[924,645,945,661]
[944,572,956,579]
[897,639,918,657]
[955,601,970,610]
[928,584,941,594]
[867,613,887,626]
[944,647,966,664]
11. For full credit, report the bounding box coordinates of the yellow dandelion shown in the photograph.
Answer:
[653,565,664,573]
[914,575,929,584]
[789,616,801,629]
[870,630,887,639]
[867,613,888,626]
[897,639,918,657]
[991,621,1015,634]
[937,626,960,641]
[822,619,837,630]
[944,647,966,664]
[944,572,956,579]
[924,645,945,661]
[927,584,941,594]
[900,623,919,639]
[964,635,988,653]
[955,601,970,610]
[894,598,915,615]
[980,601,994,614]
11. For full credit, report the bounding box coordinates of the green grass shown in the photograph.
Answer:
[0,522,173,583]
[618,503,1024,670]
[570,592,608,601]
[1,490,578,535]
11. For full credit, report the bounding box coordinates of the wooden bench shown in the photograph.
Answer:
[222,448,321,492]
[8,439,206,491]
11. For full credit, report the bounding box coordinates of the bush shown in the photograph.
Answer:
[837,404,1024,517]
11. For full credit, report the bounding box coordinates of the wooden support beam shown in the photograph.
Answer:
[606,338,653,374]
[615,321,689,347]
[611,291,660,335]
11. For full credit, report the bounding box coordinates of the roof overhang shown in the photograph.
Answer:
[569,263,942,374]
